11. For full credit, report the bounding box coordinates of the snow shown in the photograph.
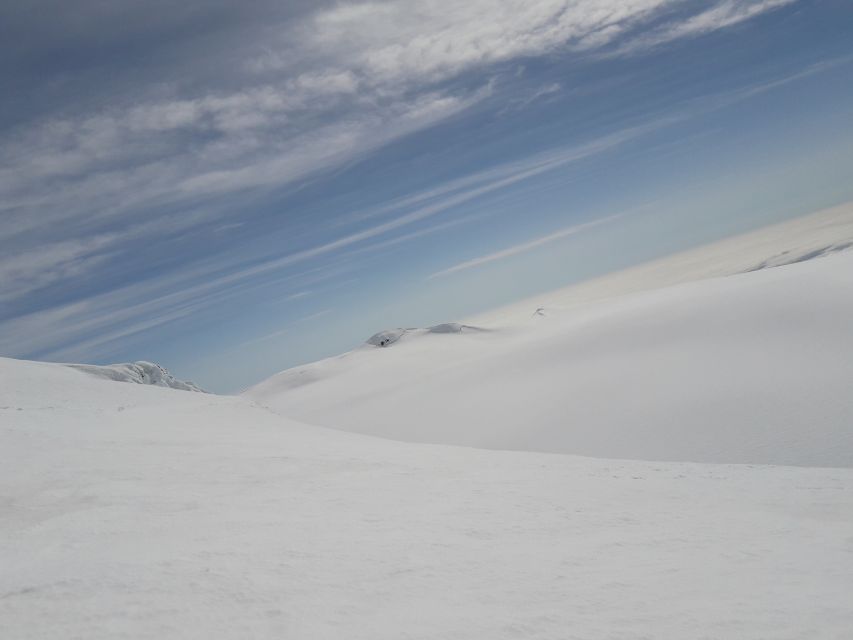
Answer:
[246,250,853,467]
[4,204,853,638]
[66,360,205,392]
[366,323,483,347]
[3,356,853,639]
[468,199,853,326]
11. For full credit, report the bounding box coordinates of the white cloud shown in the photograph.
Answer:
[0,0,806,359]
[427,214,623,279]
[616,0,797,53]
[0,0,797,247]
[0,121,658,359]
[261,0,796,89]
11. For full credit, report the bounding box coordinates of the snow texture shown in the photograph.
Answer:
[3,355,853,639]
[66,360,205,392]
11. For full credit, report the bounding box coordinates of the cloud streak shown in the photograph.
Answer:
[428,214,624,279]
[0,0,809,370]
[1,0,795,247]
[0,48,833,362]
[0,119,663,360]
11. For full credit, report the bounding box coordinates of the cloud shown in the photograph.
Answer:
[184,117,673,289]
[344,214,486,258]
[0,0,807,363]
[1,1,796,246]
[262,0,791,86]
[231,309,335,351]
[616,0,796,54]
[0,120,662,360]
[0,83,486,245]
[498,82,563,115]
[0,207,225,303]
[427,214,623,279]
[0,235,118,302]
[1,48,828,362]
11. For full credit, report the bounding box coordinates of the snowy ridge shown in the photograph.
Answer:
[367,322,487,347]
[66,360,205,392]
[245,323,489,394]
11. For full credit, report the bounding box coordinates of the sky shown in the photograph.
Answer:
[2,0,852,392]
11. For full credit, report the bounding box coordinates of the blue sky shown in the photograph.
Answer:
[2,0,852,392]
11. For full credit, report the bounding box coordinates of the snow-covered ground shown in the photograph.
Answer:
[4,204,853,638]
[3,356,853,639]
[247,249,853,468]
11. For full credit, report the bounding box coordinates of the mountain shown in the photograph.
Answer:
[66,360,206,392]
[245,250,853,467]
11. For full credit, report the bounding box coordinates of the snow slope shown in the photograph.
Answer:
[469,199,853,326]
[247,250,853,467]
[3,356,853,639]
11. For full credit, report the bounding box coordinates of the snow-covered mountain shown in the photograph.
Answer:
[66,360,205,392]
[246,249,853,467]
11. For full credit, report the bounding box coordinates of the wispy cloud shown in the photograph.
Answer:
[228,309,335,351]
[1,0,795,249]
[498,82,563,116]
[614,0,797,55]
[0,119,662,360]
[0,0,812,367]
[255,1,794,86]
[1,48,834,362]
[428,214,624,279]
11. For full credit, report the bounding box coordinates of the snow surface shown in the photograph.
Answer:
[3,356,853,639]
[247,250,853,467]
[66,360,205,392]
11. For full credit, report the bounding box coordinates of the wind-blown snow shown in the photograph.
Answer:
[247,250,853,467]
[2,356,853,638]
